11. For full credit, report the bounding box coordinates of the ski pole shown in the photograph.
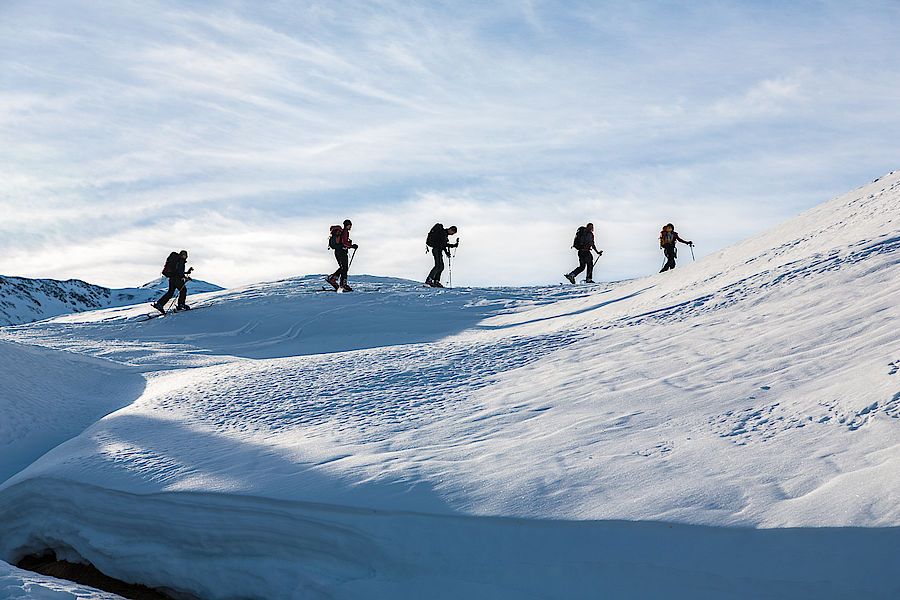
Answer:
[348,247,357,270]
[450,238,459,287]
[690,244,695,261]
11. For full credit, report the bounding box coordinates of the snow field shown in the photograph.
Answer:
[0,172,898,598]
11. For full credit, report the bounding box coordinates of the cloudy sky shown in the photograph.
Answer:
[2,0,898,288]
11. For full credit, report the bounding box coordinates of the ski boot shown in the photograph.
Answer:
[175,304,191,312]
[325,275,339,290]
[340,283,353,292]
[151,302,166,315]
[564,273,576,284]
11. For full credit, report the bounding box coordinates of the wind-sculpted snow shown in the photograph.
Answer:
[0,341,145,484]
[0,173,899,598]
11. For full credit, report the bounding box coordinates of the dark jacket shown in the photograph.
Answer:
[431,228,450,250]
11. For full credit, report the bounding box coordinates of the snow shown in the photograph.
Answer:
[0,341,143,485]
[1,172,899,598]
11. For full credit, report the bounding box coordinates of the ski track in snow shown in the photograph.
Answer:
[1,173,899,599]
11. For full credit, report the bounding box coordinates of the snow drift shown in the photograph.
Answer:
[0,172,898,599]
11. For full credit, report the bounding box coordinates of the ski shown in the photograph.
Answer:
[141,305,210,321]
[303,286,380,293]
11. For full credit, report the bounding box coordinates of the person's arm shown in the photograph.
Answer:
[675,233,693,246]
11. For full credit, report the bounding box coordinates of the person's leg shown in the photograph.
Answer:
[571,251,589,279]
[337,249,349,285]
[329,250,343,283]
[157,277,179,306]
[570,257,586,277]
[660,246,676,272]
[429,248,445,283]
[582,250,594,281]
[425,248,439,283]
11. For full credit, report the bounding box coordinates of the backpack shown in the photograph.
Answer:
[660,227,675,247]
[161,252,180,277]
[573,226,591,250]
[426,223,444,248]
[328,225,343,250]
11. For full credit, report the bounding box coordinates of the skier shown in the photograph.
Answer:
[565,223,602,284]
[152,250,193,313]
[659,223,693,272]
[326,219,358,292]
[425,224,458,288]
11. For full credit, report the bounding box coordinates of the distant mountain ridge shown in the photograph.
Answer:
[0,275,224,326]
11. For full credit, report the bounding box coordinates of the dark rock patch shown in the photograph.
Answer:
[17,550,188,600]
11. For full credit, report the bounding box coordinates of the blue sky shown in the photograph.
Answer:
[1,0,898,288]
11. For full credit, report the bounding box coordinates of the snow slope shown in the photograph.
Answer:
[0,172,898,598]
[0,276,223,327]
[0,340,144,485]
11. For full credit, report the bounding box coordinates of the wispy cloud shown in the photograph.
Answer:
[1,1,898,287]
[712,76,805,119]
